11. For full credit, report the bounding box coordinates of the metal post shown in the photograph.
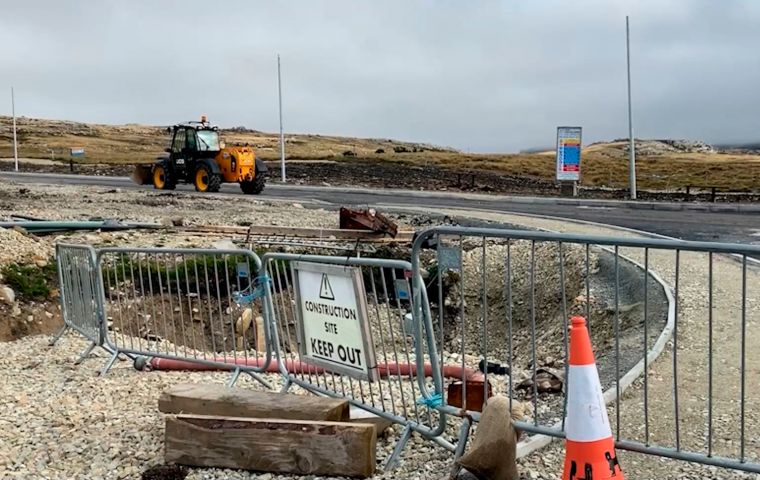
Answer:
[626,16,637,200]
[278,54,285,183]
[11,87,18,172]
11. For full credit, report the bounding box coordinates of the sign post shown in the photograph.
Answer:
[291,261,378,382]
[278,54,286,183]
[555,126,582,197]
[69,147,85,172]
[11,87,18,172]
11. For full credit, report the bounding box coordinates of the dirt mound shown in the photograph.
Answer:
[0,227,52,267]
[435,240,591,364]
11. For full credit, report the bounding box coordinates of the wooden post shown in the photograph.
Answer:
[159,384,350,421]
[165,415,377,478]
[255,315,266,352]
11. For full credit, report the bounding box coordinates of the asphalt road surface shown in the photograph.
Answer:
[3,172,759,245]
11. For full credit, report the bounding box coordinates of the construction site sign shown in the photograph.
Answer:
[291,261,378,381]
[556,126,582,181]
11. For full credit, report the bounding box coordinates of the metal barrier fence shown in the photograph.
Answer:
[51,230,760,474]
[50,244,111,365]
[411,226,760,474]
[93,247,272,386]
[261,252,448,467]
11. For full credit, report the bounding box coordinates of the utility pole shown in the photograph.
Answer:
[278,54,285,183]
[626,16,637,200]
[11,87,18,172]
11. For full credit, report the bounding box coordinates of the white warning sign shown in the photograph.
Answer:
[291,261,378,381]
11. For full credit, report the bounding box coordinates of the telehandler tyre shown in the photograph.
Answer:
[194,165,221,193]
[240,176,265,195]
[152,164,176,190]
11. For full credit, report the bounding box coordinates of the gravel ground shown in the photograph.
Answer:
[2,183,758,479]
[0,333,563,480]
[0,182,337,230]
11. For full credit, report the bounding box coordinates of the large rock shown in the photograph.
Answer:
[456,396,525,480]
[0,285,15,304]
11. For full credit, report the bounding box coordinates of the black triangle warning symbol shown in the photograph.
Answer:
[319,273,335,300]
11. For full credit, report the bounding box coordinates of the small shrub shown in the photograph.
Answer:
[1,262,58,300]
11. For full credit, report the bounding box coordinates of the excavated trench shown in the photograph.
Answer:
[414,215,670,426]
[97,213,669,422]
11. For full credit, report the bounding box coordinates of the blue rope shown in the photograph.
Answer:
[232,275,271,304]
[416,393,443,408]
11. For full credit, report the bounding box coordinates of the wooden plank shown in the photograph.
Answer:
[349,406,393,437]
[159,383,349,422]
[184,224,413,241]
[165,415,377,478]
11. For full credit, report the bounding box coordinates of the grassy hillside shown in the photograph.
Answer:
[2,116,760,191]
[0,116,453,165]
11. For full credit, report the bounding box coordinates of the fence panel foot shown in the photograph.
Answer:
[453,417,472,461]
[75,342,96,365]
[49,325,69,346]
[244,370,274,390]
[227,368,242,387]
[280,378,293,394]
[99,349,120,376]
[384,425,413,471]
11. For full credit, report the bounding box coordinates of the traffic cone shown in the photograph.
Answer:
[562,316,624,480]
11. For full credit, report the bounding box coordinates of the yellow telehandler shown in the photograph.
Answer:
[132,116,267,194]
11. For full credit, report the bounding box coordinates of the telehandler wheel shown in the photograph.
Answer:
[194,165,221,193]
[152,164,176,190]
[240,175,266,195]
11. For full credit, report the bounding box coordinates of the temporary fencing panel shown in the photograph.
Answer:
[410,226,760,474]
[94,247,272,385]
[261,252,449,466]
[51,244,108,364]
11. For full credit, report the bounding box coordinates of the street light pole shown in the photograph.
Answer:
[278,54,285,183]
[11,87,18,172]
[626,16,637,200]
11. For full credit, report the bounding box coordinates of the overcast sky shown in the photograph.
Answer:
[1,1,759,152]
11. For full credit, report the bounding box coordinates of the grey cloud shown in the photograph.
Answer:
[1,0,758,152]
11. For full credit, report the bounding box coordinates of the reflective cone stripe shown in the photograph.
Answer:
[563,316,624,480]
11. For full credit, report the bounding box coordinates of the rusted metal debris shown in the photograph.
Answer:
[447,379,493,412]
[516,367,564,398]
[339,207,398,238]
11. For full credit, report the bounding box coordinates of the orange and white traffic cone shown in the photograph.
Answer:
[563,316,624,480]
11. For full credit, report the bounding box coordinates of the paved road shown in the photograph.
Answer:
[3,172,759,245]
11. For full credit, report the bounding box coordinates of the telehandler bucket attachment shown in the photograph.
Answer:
[131,164,154,185]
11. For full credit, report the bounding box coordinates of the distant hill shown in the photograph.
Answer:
[713,142,760,153]
[2,116,760,191]
[0,115,457,165]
